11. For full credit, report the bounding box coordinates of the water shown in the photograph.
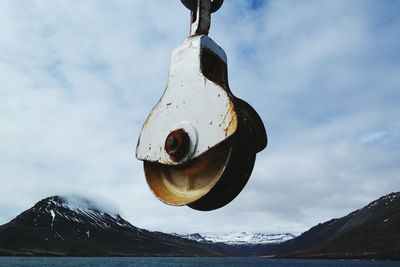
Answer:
[0,257,398,267]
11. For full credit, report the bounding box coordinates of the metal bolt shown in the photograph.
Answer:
[164,128,190,161]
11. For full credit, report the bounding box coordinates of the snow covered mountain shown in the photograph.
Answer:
[34,195,133,235]
[176,232,295,246]
[0,195,220,256]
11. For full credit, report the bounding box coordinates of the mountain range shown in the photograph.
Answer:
[0,192,399,259]
[175,232,295,245]
[173,232,296,257]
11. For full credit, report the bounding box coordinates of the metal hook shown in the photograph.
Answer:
[180,0,223,36]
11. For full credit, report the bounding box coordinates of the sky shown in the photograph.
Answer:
[1,0,399,235]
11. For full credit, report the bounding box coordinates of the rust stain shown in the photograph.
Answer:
[143,141,231,206]
[143,111,155,128]
[223,100,238,137]
[225,113,238,137]
[143,101,162,128]
[164,128,190,162]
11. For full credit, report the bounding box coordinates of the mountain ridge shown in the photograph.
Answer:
[0,195,220,256]
[276,192,400,260]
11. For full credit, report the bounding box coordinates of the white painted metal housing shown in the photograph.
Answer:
[136,35,238,165]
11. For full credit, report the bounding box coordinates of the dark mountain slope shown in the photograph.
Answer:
[277,192,400,260]
[0,196,220,256]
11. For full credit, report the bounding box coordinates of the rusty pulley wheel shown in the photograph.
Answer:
[180,0,224,13]
[188,98,264,211]
[143,98,266,211]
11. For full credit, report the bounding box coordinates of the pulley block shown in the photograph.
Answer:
[136,0,267,211]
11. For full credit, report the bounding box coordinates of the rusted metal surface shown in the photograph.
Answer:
[143,98,262,210]
[188,120,256,211]
[164,128,190,161]
[144,140,231,206]
[224,102,238,137]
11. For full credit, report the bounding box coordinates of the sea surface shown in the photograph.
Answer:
[0,257,398,267]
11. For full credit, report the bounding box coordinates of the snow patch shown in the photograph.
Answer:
[42,195,131,230]
[50,210,55,230]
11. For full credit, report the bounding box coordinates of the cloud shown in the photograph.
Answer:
[60,194,120,216]
[359,131,387,143]
[0,0,399,235]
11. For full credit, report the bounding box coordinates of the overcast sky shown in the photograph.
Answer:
[1,0,399,235]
